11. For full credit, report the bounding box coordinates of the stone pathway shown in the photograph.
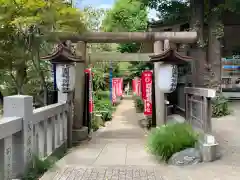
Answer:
[41,99,240,180]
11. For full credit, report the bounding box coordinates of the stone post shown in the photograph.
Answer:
[58,92,74,148]
[153,41,165,126]
[72,41,88,142]
[4,95,33,177]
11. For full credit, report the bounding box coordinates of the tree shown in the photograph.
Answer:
[102,0,148,53]
[0,0,86,105]
[101,0,150,83]
[141,0,240,89]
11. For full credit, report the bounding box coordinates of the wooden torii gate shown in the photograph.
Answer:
[53,31,198,142]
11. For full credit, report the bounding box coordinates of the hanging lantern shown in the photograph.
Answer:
[150,47,193,93]
[157,63,178,93]
[41,43,83,93]
[55,64,76,93]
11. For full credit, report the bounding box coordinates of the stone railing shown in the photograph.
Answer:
[185,87,216,133]
[185,87,219,162]
[0,94,71,180]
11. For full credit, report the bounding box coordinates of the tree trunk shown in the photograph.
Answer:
[15,64,27,94]
[0,91,4,105]
[207,0,222,91]
[189,0,206,87]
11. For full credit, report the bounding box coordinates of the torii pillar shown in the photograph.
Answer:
[72,41,88,142]
[153,40,165,126]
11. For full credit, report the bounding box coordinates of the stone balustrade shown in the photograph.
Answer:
[0,95,70,180]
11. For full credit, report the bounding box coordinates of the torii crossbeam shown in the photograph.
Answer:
[47,31,197,43]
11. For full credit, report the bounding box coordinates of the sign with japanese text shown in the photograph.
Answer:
[115,78,123,96]
[85,68,93,113]
[114,78,120,97]
[141,70,153,115]
[61,65,70,92]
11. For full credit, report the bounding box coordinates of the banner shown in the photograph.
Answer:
[84,68,93,113]
[137,78,141,97]
[112,78,118,103]
[141,70,153,115]
[115,78,123,96]
[114,78,120,97]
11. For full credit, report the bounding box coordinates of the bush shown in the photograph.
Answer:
[97,91,110,99]
[147,123,198,162]
[212,94,231,117]
[22,156,54,180]
[134,96,144,113]
[94,98,113,121]
[92,118,100,131]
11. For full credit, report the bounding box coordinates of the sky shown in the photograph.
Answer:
[76,0,158,20]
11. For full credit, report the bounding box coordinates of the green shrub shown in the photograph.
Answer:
[134,96,144,113]
[97,91,110,99]
[94,98,113,121]
[92,119,100,131]
[212,94,231,117]
[147,123,198,162]
[22,156,54,180]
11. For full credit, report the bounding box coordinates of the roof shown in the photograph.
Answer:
[149,47,193,64]
[148,18,189,29]
[41,43,83,63]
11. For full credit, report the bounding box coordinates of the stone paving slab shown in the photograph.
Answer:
[49,166,163,180]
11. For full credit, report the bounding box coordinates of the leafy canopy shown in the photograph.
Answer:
[102,0,148,53]
[0,0,86,97]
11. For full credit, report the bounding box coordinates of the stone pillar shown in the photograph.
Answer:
[58,92,74,148]
[4,95,33,177]
[164,39,170,50]
[72,41,88,142]
[153,41,165,126]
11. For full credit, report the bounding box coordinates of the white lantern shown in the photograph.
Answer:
[56,63,76,93]
[157,63,178,93]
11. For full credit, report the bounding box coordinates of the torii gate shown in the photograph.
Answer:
[51,31,198,142]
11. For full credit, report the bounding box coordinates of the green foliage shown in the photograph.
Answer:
[102,0,148,53]
[22,156,54,180]
[97,91,110,99]
[147,123,198,162]
[92,118,100,131]
[102,0,148,32]
[145,0,190,24]
[94,92,114,122]
[92,62,121,91]
[212,94,231,117]
[0,0,86,104]
[134,95,144,113]
[22,145,66,179]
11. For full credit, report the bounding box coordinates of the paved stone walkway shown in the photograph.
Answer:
[41,99,240,180]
